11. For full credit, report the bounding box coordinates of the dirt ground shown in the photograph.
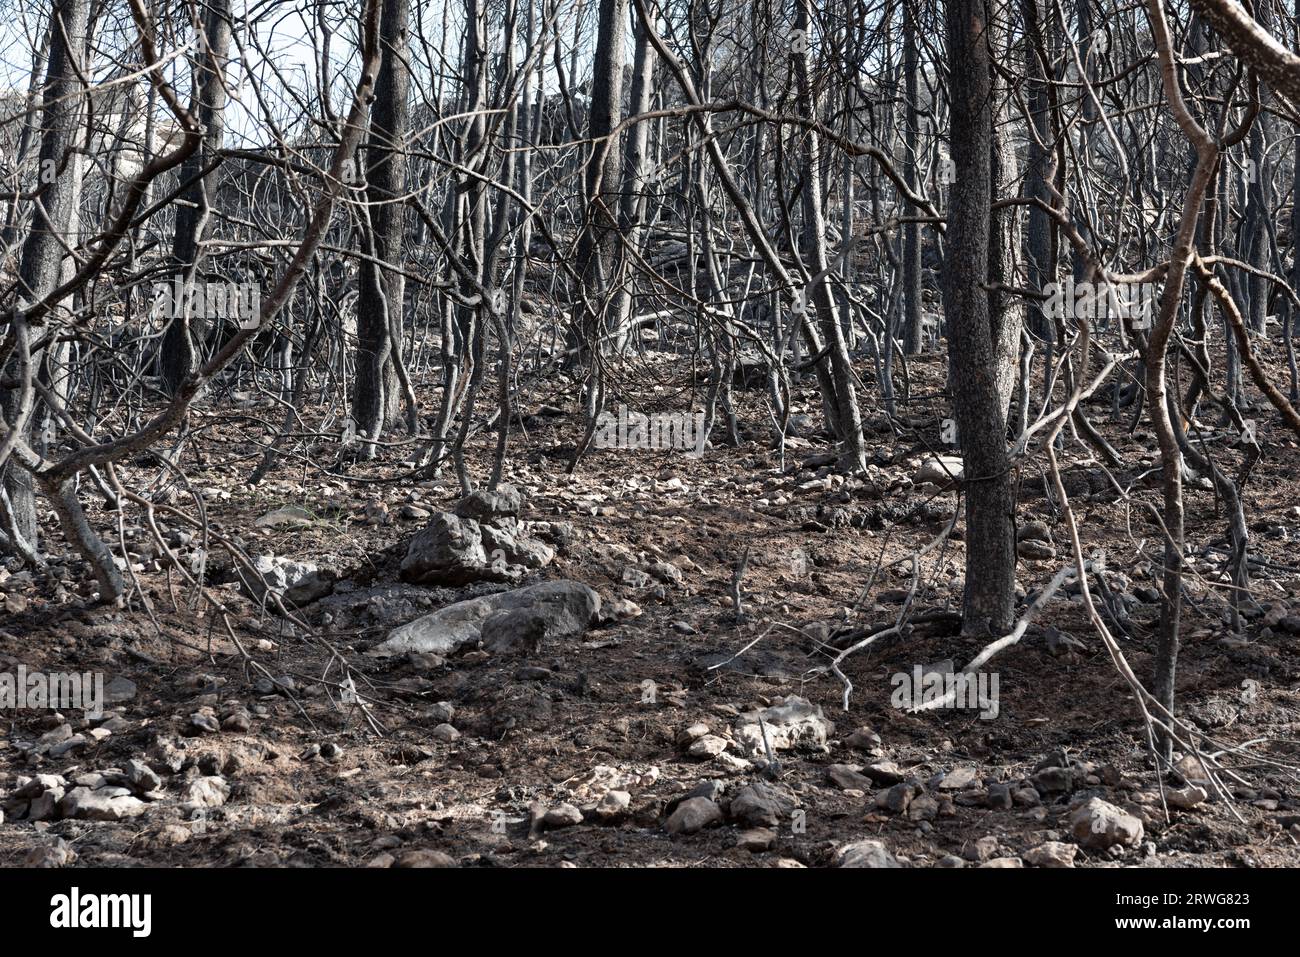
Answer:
[2,345,1299,868]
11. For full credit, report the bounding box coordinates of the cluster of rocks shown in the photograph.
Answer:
[400,485,554,586]
[829,743,1159,866]
[235,554,337,606]
[1256,600,1300,641]
[619,559,688,599]
[3,771,149,823]
[1016,520,1057,561]
[224,484,573,614]
[663,779,798,852]
[675,696,834,775]
[479,764,660,846]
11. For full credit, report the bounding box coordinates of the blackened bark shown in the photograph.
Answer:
[2,0,91,556]
[158,0,232,395]
[901,0,925,356]
[942,0,1016,636]
[354,0,410,446]
[575,0,629,311]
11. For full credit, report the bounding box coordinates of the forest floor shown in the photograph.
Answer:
[2,343,1300,868]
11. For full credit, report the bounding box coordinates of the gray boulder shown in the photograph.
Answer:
[837,840,901,868]
[455,485,523,522]
[481,520,555,570]
[370,580,601,657]
[240,554,335,605]
[400,510,554,586]
[59,786,146,821]
[400,513,497,585]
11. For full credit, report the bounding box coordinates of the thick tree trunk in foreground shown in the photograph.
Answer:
[2,0,91,558]
[354,0,411,448]
[942,0,1017,636]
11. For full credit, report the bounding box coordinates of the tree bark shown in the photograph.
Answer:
[1,0,91,558]
[158,0,233,395]
[353,0,411,449]
[942,0,1017,636]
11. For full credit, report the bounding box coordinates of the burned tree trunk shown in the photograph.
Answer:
[353,0,411,451]
[158,0,232,395]
[1,0,91,559]
[942,0,1017,636]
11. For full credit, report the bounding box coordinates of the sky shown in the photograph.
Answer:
[1,0,608,147]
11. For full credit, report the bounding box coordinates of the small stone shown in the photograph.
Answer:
[845,728,882,751]
[1025,841,1078,868]
[736,827,777,852]
[665,797,723,835]
[688,734,729,758]
[432,723,461,743]
[186,712,220,736]
[1070,797,1144,850]
[980,856,1025,868]
[542,803,584,829]
[986,783,1013,810]
[965,836,999,862]
[826,764,875,791]
[125,759,162,793]
[837,839,900,868]
[183,776,231,808]
[24,838,77,868]
[393,849,457,868]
